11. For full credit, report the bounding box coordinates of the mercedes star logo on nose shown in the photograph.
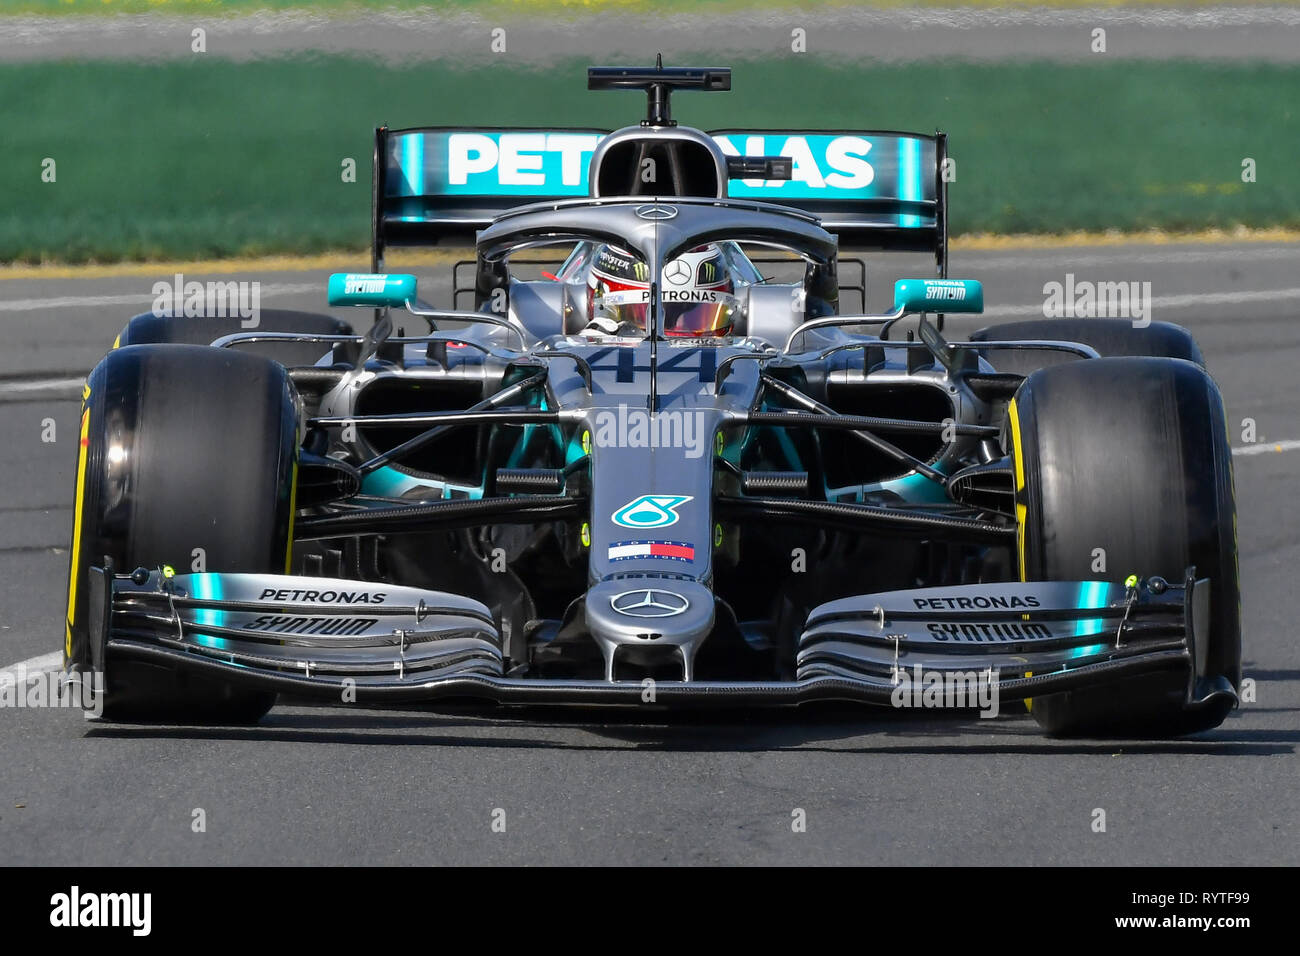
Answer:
[634,203,678,221]
[664,259,692,285]
[610,588,690,618]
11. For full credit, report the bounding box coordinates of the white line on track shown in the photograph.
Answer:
[963,247,1300,271]
[0,282,319,313]
[982,286,1300,318]
[1233,439,1300,457]
[0,650,62,684]
[0,377,84,395]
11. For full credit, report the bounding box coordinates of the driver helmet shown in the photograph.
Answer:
[586,243,738,337]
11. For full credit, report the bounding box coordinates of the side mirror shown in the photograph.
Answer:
[893,278,984,314]
[327,273,417,309]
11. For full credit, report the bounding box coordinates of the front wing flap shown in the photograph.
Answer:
[82,568,1231,711]
[797,573,1229,710]
[87,568,503,689]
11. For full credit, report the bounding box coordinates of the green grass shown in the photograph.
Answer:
[2,56,1297,262]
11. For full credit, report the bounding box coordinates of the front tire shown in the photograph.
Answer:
[65,345,300,722]
[1007,357,1240,737]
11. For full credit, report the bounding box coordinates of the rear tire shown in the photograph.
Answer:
[1008,357,1240,737]
[65,345,300,722]
[117,309,353,367]
[971,318,1203,377]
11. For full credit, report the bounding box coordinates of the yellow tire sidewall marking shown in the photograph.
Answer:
[1007,397,1034,706]
[65,404,92,659]
[1008,396,1028,584]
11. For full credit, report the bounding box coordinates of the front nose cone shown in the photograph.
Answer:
[584,577,716,681]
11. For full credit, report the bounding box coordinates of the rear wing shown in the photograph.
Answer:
[372,126,607,265]
[712,130,946,269]
[372,126,948,274]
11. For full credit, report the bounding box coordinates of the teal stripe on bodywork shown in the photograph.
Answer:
[1076,580,1109,635]
[362,465,483,500]
[400,133,425,197]
[827,468,950,505]
[191,571,227,650]
[1070,580,1112,658]
[899,137,921,229]
[565,436,588,466]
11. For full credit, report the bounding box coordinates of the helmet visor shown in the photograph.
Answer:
[665,300,737,336]
[591,285,650,331]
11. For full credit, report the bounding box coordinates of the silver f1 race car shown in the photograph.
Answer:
[63,65,1240,736]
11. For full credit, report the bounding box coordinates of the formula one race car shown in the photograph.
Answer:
[63,64,1240,736]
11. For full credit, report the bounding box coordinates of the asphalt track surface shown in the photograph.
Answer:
[0,238,1297,865]
[3,6,1300,63]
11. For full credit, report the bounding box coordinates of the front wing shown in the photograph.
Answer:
[73,566,1235,714]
